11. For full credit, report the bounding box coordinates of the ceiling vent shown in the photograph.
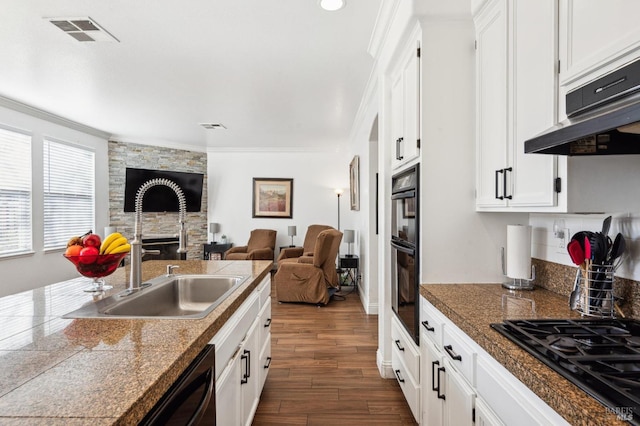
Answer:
[47,17,119,42]
[200,123,227,130]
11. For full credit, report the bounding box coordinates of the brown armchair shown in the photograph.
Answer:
[275,228,343,305]
[224,229,277,261]
[277,224,333,264]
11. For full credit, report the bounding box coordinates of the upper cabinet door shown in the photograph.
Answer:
[508,0,558,208]
[559,0,640,88]
[391,34,421,170]
[474,0,509,208]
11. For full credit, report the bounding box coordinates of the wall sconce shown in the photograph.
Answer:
[335,188,343,230]
[344,229,355,257]
[288,226,297,247]
[209,222,220,243]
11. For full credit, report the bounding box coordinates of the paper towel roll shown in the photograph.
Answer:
[507,225,532,280]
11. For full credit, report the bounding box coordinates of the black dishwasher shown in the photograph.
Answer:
[141,344,216,425]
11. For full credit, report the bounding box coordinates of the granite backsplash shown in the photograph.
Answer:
[532,258,640,319]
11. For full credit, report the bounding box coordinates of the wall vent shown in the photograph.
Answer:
[47,17,119,42]
[200,123,227,130]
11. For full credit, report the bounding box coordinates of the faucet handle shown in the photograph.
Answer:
[166,265,180,276]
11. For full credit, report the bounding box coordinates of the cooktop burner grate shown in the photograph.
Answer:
[491,318,640,425]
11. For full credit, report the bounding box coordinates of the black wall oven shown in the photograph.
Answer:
[390,164,420,344]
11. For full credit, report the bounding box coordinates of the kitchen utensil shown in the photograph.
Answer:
[569,268,581,310]
[601,215,612,237]
[609,233,626,264]
[567,239,585,266]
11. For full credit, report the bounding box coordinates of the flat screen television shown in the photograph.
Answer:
[123,168,204,212]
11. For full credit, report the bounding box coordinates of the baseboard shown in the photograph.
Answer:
[377,348,395,379]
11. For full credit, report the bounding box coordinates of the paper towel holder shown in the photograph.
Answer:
[500,247,535,290]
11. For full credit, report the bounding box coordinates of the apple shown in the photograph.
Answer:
[82,233,102,248]
[79,246,99,264]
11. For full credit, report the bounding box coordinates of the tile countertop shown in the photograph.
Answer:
[0,259,272,425]
[420,283,627,426]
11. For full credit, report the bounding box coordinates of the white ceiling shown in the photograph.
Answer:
[0,0,382,151]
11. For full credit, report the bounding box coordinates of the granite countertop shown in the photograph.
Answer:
[420,283,627,426]
[0,259,272,425]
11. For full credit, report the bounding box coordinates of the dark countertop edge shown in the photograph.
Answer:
[419,284,626,426]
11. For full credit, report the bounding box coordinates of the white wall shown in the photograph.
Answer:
[206,149,350,254]
[0,104,109,297]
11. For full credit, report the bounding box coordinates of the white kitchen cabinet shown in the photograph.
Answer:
[559,0,640,89]
[391,315,420,422]
[475,397,505,426]
[420,294,570,426]
[390,27,421,170]
[474,0,558,211]
[211,275,271,426]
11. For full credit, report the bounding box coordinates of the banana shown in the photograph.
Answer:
[104,236,128,254]
[100,232,123,254]
[108,243,131,254]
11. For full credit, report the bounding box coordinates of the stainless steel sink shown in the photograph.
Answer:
[62,274,250,319]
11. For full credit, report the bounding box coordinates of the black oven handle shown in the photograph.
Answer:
[186,367,215,426]
[391,240,415,255]
[391,190,415,201]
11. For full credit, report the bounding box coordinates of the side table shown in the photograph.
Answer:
[203,243,232,260]
[339,255,359,291]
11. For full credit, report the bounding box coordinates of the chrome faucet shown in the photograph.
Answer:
[128,178,188,293]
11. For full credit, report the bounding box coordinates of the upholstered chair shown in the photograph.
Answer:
[275,228,343,305]
[277,224,333,264]
[224,229,277,261]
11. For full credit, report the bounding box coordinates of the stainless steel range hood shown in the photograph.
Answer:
[525,59,640,156]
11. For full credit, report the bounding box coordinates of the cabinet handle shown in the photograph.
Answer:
[444,344,462,361]
[241,349,251,384]
[421,320,435,332]
[264,318,272,328]
[431,360,439,391]
[394,369,405,383]
[437,365,446,400]
[396,138,404,160]
[495,169,504,200]
[504,167,513,199]
[264,356,272,369]
[394,339,405,351]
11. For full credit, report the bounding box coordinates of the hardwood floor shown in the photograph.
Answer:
[252,284,418,425]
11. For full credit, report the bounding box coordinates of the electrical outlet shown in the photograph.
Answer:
[555,227,570,254]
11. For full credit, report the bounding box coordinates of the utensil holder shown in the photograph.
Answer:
[576,263,615,318]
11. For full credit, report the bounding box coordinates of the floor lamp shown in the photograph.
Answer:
[335,188,343,230]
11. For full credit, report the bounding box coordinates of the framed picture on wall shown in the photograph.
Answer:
[252,178,293,218]
[349,155,360,211]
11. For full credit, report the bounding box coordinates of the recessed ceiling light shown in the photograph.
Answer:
[46,17,119,42]
[319,0,346,12]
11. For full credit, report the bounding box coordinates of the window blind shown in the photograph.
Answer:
[0,127,32,257]
[43,139,95,249]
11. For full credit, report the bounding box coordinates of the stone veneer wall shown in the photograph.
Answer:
[108,141,207,260]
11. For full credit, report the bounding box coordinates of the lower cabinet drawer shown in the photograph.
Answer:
[391,349,420,422]
[442,324,477,386]
[391,316,420,381]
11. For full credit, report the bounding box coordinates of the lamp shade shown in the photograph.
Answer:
[209,223,220,233]
[288,226,297,237]
[344,229,355,244]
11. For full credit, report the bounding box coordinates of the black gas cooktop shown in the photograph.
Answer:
[491,318,640,425]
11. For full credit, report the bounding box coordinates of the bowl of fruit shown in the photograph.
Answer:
[64,231,130,293]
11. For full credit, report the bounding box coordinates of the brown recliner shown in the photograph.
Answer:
[275,228,343,305]
[224,229,277,261]
[277,224,334,264]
